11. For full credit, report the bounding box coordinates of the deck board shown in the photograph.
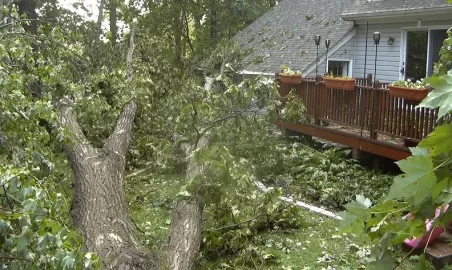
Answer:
[405,231,452,269]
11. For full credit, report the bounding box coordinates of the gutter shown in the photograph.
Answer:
[341,6,452,20]
[237,70,275,76]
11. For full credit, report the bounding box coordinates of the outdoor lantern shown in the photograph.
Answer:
[314,34,321,78]
[325,39,331,74]
[387,36,395,45]
[314,34,321,46]
[373,32,380,45]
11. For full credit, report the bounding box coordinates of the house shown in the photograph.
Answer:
[234,0,452,83]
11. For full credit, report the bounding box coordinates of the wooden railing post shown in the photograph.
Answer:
[359,74,372,136]
[314,75,322,125]
[366,73,372,87]
[369,79,381,140]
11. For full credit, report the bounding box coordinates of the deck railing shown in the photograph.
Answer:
[277,75,450,144]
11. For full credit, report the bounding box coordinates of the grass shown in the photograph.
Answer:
[125,169,426,269]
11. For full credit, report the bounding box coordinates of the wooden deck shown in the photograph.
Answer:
[408,230,452,269]
[277,75,451,160]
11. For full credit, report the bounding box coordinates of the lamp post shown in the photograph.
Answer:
[314,34,321,79]
[314,34,321,125]
[373,32,380,88]
[370,31,380,138]
[325,39,330,75]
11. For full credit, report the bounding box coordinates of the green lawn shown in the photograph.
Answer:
[125,170,427,269]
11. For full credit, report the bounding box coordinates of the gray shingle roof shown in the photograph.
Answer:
[234,0,355,74]
[342,0,452,17]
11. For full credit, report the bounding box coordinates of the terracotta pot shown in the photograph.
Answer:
[279,74,302,84]
[388,85,429,101]
[323,77,356,91]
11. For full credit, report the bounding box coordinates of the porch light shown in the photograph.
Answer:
[325,39,331,74]
[373,32,380,45]
[314,34,321,46]
[387,36,395,45]
[325,39,330,49]
[314,34,321,79]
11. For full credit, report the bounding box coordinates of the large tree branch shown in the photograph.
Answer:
[103,101,138,157]
[59,99,93,160]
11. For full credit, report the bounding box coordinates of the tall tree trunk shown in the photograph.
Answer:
[209,0,217,48]
[174,0,184,63]
[16,0,43,99]
[60,100,157,269]
[109,0,117,46]
[16,0,38,36]
[96,0,105,41]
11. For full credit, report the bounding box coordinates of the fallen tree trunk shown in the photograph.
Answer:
[60,100,156,269]
[60,99,205,269]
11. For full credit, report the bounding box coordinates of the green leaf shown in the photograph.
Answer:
[356,194,372,208]
[409,147,429,157]
[61,255,75,269]
[414,254,427,270]
[386,155,437,205]
[419,76,452,119]
[419,124,452,156]
[432,177,449,200]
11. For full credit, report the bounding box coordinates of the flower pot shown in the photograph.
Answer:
[279,74,302,84]
[388,85,429,101]
[323,77,356,91]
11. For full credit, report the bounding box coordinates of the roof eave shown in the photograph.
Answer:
[341,6,452,21]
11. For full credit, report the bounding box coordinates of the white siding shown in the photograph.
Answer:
[307,35,356,77]
[308,19,452,83]
[353,20,452,83]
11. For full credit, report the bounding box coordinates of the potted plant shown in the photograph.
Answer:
[323,73,356,91]
[388,79,429,101]
[278,66,302,84]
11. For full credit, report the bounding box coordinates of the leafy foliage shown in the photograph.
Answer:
[288,146,393,209]
[0,9,100,269]
[280,91,307,124]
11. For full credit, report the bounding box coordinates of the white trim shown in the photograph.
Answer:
[304,27,357,77]
[426,30,431,77]
[341,6,452,21]
[326,59,353,77]
[238,70,275,76]
[400,25,449,80]
[399,29,406,80]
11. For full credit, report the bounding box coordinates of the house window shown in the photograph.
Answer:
[404,28,448,81]
[327,60,351,77]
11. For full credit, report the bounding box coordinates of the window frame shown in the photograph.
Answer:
[326,59,354,77]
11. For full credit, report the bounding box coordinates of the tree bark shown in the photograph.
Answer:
[126,23,136,80]
[209,0,217,48]
[96,0,105,40]
[109,0,117,46]
[16,0,38,36]
[60,100,157,269]
[166,134,208,269]
[173,0,184,63]
[60,99,205,270]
